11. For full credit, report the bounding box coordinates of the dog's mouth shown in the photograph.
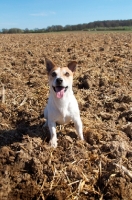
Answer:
[53,86,68,98]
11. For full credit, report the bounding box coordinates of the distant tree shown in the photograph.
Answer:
[46,26,52,32]
[24,28,30,33]
[2,28,9,33]
[8,28,23,33]
[64,25,73,31]
[55,25,63,31]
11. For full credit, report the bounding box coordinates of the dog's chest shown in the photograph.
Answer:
[56,107,72,124]
[48,94,78,124]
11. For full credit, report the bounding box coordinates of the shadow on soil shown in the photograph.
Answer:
[0,111,50,148]
[0,110,78,148]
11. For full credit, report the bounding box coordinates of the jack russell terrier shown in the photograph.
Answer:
[44,58,84,147]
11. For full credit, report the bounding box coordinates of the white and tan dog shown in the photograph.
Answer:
[44,58,84,147]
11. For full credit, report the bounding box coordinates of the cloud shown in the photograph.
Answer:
[30,11,56,17]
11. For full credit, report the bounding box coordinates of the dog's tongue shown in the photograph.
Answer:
[55,87,65,98]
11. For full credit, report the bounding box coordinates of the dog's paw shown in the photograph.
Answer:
[49,139,57,148]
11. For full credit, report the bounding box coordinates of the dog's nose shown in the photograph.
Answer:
[56,78,63,85]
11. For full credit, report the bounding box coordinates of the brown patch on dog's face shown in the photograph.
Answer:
[49,67,74,85]
[45,58,77,98]
[45,58,56,74]
[45,58,77,76]
[48,67,74,98]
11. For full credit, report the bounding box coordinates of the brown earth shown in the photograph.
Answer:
[0,32,132,200]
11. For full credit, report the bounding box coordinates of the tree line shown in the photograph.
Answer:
[1,19,132,34]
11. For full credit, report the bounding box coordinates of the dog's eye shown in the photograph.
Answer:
[65,72,70,77]
[52,72,57,77]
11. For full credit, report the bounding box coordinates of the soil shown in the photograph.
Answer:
[0,32,132,200]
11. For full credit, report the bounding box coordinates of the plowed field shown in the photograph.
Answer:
[0,32,132,200]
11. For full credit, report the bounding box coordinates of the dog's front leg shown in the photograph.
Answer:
[48,121,57,148]
[73,117,84,140]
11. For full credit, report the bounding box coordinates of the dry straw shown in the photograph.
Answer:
[1,83,5,103]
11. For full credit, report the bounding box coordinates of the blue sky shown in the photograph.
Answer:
[0,0,132,29]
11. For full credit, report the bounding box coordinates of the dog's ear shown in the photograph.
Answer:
[68,61,77,73]
[45,58,55,73]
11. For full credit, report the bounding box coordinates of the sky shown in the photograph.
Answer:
[0,0,132,30]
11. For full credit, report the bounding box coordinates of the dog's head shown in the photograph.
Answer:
[45,58,77,99]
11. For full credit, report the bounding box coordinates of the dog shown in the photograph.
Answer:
[44,58,84,147]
